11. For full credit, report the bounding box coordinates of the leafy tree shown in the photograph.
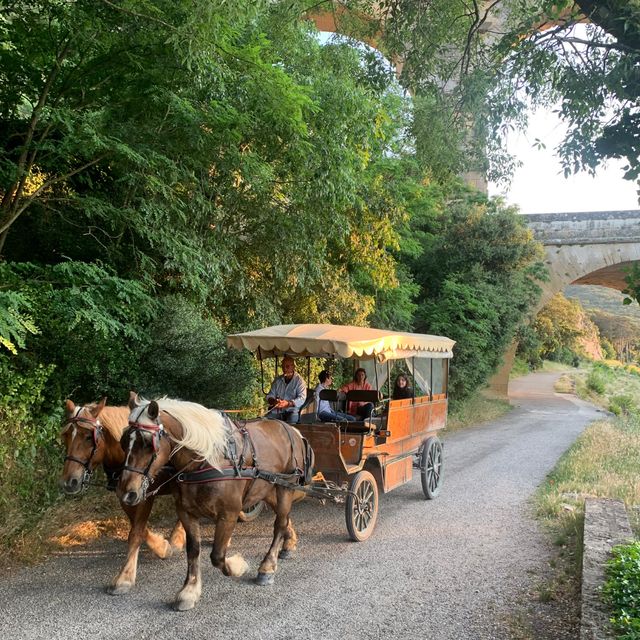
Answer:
[139,296,261,410]
[332,0,640,187]
[407,183,546,399]
[490,0,640,182]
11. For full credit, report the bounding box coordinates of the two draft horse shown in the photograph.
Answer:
[118,393,314,611]
[60,398,185,594]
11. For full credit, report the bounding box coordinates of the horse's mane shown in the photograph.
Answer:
[63,403,128,440]
[155,398,230,468]
[96,405,130,440]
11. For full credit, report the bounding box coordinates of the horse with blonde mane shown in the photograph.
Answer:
[118,392,314,611]
[60,398,185,594]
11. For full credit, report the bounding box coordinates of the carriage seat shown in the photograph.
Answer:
[344,389,382,405]
[298,388,338,424]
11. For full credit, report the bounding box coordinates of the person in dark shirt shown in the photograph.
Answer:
[392,373,413,400]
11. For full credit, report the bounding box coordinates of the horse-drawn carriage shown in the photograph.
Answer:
[227,323,455,542]
[60,323,454,608]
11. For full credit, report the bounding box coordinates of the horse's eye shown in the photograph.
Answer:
[85,434,94,442]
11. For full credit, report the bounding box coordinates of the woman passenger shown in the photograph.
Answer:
[392,373,413,400]
[340,368,374,419]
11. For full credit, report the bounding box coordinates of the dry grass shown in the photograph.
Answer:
[554,374,575,394]
[537,418,640,536]
[0,489,178,568]
[447,394,512,432]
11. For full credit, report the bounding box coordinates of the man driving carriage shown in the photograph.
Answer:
[266,355,306,424]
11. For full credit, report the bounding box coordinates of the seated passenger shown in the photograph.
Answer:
[315,370,355,423]
[266,355,306,424]
[392,373,413,400]
[340,367,374,419]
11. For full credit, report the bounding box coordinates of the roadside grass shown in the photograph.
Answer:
[533,361,640,639]
[537,417,640,535]
[447,393,512,432]
[554,374,575,394]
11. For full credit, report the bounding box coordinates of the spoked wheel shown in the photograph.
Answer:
[238,500,265,523]
[420,436,444,500]
[345,470,379,542]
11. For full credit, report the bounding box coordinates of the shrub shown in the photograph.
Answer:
[0,354,63,540]
[609,395,638,417]
[603,541,640,639]
[587,370,606,395]
[139,296,261,411]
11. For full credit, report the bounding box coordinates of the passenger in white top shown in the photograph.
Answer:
[314,370,355,423]
[266,356,306,424]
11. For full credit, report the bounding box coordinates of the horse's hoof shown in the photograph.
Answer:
[278,549,293,559]
[107,583,132,595]
[174,599,196,611]
[255,572,275,586]
[160,544,174,559]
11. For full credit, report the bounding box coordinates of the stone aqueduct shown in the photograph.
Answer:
[488,210,640,396]
[524,210,640,308]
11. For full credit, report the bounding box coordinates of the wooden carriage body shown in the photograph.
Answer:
[227,323,454,540]
[296,392,447,493]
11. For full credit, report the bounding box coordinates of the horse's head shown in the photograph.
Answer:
[117,392,172,506]
[60,398,107,495]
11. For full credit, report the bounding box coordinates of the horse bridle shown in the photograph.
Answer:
[121,404,167,498]
[63,406,104,487]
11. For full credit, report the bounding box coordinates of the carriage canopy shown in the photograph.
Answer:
[226,324,455,362]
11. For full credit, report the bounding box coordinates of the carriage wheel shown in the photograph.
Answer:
[238,500,265,523]
[345,470,379,542]
[420,436,444,500]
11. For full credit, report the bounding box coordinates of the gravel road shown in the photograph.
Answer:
[0,371,603,640]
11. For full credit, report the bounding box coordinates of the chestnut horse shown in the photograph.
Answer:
[61,398,185,594]
[118,394,314,610]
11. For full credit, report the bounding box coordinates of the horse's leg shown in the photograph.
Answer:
[174,508,202,611]
[140,496,174,559]
[279,515,298,559]
[109,499,156,595]
[256,487,294,586]
[169,519,186,551]
[210,511,249,577]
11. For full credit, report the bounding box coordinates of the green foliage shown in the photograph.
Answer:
[587,369,607,395]
[0,290,38,354]
[408,184,545,400]
[139,296,261,410]
[0,261,156,401]
[609,395,637,418]
[603,541,640,639]
[488,1,640,183]
[0,353,62,538]
[520,293,603,367]
[602,338,618,360]
[623,263,640,307]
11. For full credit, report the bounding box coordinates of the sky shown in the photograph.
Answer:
[488,109,640,215]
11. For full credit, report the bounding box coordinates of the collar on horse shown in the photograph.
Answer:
[64,406,104,481]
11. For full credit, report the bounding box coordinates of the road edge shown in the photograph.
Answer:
[581,498,633,640]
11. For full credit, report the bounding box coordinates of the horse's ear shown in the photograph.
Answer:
[91,397,107,417]
[65,399,76,416]
[128,391,139,410]
[148,401,159,421]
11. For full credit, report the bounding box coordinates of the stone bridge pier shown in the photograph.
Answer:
[488,210,640,397]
